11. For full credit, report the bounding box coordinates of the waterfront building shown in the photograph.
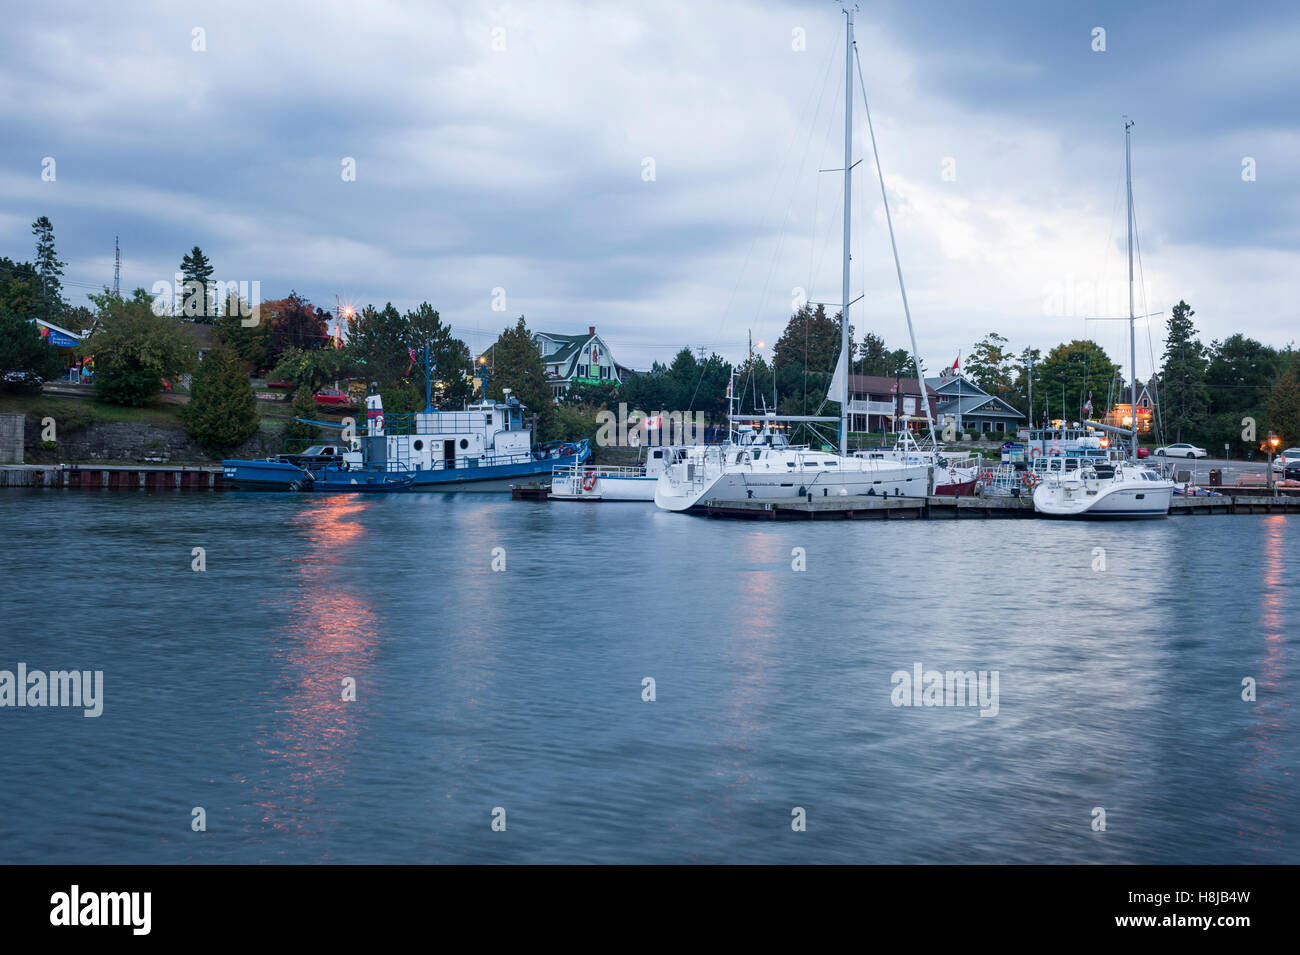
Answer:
[844,374,938,434]
[1104,381,1156,435]
[924,372,1026,436]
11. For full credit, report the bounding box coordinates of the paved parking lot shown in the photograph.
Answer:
[1148,455,1279,486]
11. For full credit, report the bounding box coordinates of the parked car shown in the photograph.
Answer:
[1271,448,1300,472]
[266,380,295,390]
[1154,443,1207,459]
[313,388,350,406]
[1285,463,1300,482]
[1136,447,1150,458]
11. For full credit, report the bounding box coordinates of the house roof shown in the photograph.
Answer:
[941,392,1025,419]
[925,373,987,397]
[847,374,935,396]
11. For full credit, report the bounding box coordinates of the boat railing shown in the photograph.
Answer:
[553,464,644,480]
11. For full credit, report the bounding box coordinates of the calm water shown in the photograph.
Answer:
[0,491,1295,864]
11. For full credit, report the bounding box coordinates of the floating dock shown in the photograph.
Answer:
[703,493,1298,520]
[0,464,224,490]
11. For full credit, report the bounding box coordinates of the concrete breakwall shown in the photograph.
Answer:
[19,418,281,464]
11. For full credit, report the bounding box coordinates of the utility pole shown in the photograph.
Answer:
[1027,354,1034,431]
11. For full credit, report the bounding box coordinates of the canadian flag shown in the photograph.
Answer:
[950,355,960,375]
[645,414,662,430]
[406,347,418,375]
[1084,392,1093,415]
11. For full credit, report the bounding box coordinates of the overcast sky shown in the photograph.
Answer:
[2,0,1296,380]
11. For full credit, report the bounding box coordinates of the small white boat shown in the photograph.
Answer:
[1032,457,1173,518]
[549,447,676,502]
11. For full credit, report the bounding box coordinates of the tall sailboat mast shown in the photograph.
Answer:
[1125,118,1137,461]
[838,7,855,456]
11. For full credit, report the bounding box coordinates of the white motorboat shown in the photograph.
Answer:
[1032,457,1173,518]
[549,445,678,502]
[654,423,930,511]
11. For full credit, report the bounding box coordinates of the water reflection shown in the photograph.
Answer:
[1238,516,1291,858]
[252,496,379,841]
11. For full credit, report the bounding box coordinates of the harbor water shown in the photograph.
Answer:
[1,492,1295,863]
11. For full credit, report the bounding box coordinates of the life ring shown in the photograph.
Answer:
[582,470,597,491]
[1030,446,1042,458]
[1022,471,1037,488]
[1049,445,1062,456]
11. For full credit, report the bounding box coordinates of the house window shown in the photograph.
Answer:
[599,366,609,379]
[577,364,587,378]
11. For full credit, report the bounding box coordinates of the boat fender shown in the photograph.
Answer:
[582,470,597,491]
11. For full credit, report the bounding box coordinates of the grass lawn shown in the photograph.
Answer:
[0,391,190,431]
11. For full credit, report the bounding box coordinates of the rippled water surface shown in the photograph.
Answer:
[0,491,1295,863]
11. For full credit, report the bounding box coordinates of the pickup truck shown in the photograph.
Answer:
[283,444,363,469]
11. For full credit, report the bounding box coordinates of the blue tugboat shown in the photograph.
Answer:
[357,388,588,491]
[223,376,588,492]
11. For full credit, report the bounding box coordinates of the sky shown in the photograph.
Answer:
[2,0,1297,382]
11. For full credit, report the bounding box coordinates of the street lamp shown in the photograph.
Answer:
[1267,432,1280,495]
[478,355,490,397]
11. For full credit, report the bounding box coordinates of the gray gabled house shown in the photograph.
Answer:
[925,373,1026,435]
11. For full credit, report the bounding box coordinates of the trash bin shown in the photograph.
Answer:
[1209,469,1222,487]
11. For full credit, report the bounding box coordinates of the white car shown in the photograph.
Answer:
[1154,443,1207,459]
[1271,448,1300,472]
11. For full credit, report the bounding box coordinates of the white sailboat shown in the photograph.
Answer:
[1032,120,1173,518]
[655,8,933,512]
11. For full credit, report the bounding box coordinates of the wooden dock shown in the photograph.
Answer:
[703,493,1300,520]
[0,464,225,490]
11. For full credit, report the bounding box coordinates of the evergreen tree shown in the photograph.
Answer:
[182,342,260,455]
[284,387,320,447]
[405,302,472,407]
[179,246,216,321]
[856,332,892,376]
[485,315,554,437]
[0,256,40,314]
[1159,300,1209,442]
[0,304,64,392]
[31,217,65,323]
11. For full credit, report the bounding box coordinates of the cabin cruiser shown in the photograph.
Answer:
[654,422,930,512]
[1031,453,1174,518]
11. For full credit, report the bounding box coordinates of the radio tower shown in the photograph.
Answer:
[113,236,121,298]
